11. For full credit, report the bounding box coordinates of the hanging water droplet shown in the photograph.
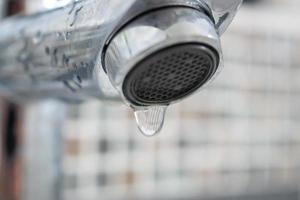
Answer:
[133,106,167,137]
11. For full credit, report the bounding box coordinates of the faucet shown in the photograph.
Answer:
[0,0,243,135]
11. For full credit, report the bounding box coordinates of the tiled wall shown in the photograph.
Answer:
[60,2,300,200]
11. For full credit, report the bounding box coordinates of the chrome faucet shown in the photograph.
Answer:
[0,0,243,135]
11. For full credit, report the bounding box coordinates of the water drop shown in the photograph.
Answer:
[17,51,29,62]
[69,5,83,27]
[133,106,167,137]
[33,31,43,44]
[45,46,50,55]
[56,32,63,38]
[52,48,58,65]
[62,54,70,66]
[64,32,72,40]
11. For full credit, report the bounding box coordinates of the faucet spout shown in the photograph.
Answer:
[0,0,243,134]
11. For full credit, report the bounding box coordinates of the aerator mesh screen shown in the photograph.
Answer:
[123,43,219,106]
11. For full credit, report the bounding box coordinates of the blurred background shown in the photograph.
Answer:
[1,0,300,200]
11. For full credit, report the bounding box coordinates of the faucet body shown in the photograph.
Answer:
[0,0,242,104]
